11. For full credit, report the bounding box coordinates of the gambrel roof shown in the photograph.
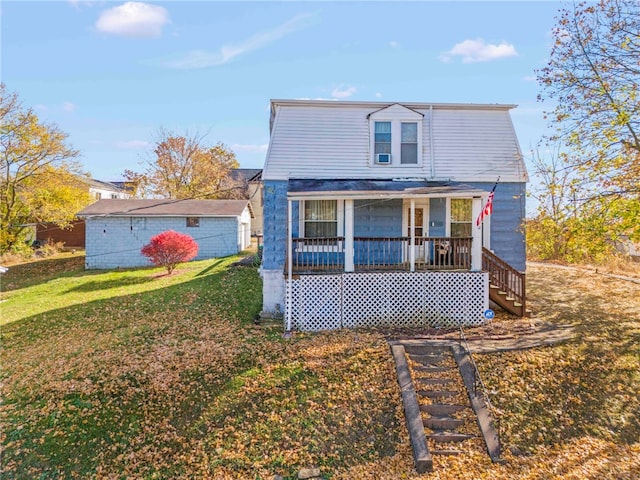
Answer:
[264,99,528,183]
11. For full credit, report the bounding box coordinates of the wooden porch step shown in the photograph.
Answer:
[420,404,468,415]
[423,417,465,430]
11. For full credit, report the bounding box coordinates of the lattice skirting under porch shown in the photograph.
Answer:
[285,271,489,332]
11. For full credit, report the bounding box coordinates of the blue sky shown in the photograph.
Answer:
[3,1,563,183]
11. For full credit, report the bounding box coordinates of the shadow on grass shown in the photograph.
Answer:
[1,260,264,478]
[195,257,229,277]
[480,265,640,452]
[64,276,156,293]
[1,255,85,292]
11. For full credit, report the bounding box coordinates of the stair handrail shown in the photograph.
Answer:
[482,247,526,314]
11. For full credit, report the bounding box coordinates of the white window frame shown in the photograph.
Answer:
[369,117,423,167]
[445,198,473,238]
[298,199,345,252]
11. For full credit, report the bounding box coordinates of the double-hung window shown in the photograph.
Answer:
[450,199,472,237]
[374,122,392,156]
[401,123,418,164]
[369,105,423,166]
[303,200,338,238]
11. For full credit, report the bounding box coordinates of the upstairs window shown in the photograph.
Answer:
[401,123,418,164]
[186,217,200,228]
[303,200,338,238]
[374,122,392,156]
[369,105,423,167]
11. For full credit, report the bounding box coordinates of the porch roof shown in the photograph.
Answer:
[287,179,488,200]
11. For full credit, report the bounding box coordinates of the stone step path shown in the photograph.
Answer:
[390,342,503,473]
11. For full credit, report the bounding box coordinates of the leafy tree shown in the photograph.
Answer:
[124,129,241,200]
[0,84,90,253]
[527,141,634,263]
[533,0,640,258]
[140,230,199,274]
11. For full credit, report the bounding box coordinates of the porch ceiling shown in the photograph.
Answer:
[287,179,488,200]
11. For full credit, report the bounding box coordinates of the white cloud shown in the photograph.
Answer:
[230,143,269,153]
[62,102,76,112]
[96,2,170,38]
[331,85,356,99]
[375,92,382,98]
[164,13,315,69]
[389,40,399,48]
[115,140,151,149]
[440,38,518,63]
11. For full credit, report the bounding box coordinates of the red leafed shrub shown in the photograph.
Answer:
[140,230,198,274]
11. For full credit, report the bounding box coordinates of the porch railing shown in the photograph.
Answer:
[291,236,472,274]
[482,247,527,316]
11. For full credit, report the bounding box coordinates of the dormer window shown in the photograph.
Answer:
[401,123,418,164]
[374,122,392,162]
[369,104,423,167]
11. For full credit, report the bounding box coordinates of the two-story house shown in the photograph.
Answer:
[261,99,528,332]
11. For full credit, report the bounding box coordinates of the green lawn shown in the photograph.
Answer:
[1,256,638,479]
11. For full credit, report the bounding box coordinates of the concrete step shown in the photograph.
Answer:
[404,345,450,355]
[416,377,455,386]
[423,416,465,430]
[417,390,459,398]
[420,404,469,415]
[410,354,446,365]
[413,365,454,373]
[427,432,475,443]
[430,449,464,456]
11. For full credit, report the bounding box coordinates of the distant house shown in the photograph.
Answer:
[230,168,263,237]
[261,99,529,331]
[36,178,132,248]
[85,178,132,201]
[77,199,252,269]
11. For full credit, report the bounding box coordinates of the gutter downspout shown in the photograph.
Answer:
[429,105,435,180]
[286,200,293,332]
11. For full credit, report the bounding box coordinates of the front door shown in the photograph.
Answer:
[403,200,429,262]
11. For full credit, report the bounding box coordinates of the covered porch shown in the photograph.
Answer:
[284,180,493,331]
[286,179,490,275]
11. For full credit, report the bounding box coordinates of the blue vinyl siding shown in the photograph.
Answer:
[354,199,403,265]
[354,199,402,236]
[261,180,526,273]
[262,180,289,270]
[469,182,526,272]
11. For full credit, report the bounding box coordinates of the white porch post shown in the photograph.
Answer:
[344,199,354,272]
[286,199,293,331]
[472,197,482,271]
[410,199,415,272]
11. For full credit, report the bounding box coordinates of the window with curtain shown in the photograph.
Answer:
[374,121,391,155]
[401,122,418,164]
[304,200,337,237]
[450,199,472,237]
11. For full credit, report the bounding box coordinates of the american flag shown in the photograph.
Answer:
[476,185,496,227]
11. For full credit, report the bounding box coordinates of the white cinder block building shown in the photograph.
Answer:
[78,199,252,270]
